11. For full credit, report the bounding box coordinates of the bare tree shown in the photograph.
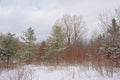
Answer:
[72,15,85,45]
[58,15,86,46]
[60,15,73,46]
[98,13,113,34]
[115,8,120,25]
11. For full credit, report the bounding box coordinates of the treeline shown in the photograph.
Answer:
[0,27,37,65]
[0,8,120,68]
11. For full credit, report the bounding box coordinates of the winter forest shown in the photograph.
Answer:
[0,0,120,80]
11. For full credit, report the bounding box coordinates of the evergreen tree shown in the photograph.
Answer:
[3,33,18,62]
[99,18,120,62]
[48,25,66,52]
[21,27,36,63]
[47,25,66,60]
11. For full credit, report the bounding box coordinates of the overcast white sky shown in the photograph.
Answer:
[0,0,120,42]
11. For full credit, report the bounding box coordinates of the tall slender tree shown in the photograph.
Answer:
[48,25,66,53]
[47,24,66,63]
[21,27,36,63]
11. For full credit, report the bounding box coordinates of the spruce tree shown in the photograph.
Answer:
[99,18,120,62]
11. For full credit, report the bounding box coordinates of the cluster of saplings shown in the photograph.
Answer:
[0,8,120,68]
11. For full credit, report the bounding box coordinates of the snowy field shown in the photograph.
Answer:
[0,65,120,80]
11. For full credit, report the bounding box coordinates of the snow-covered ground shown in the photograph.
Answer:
[0,65,120,80]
